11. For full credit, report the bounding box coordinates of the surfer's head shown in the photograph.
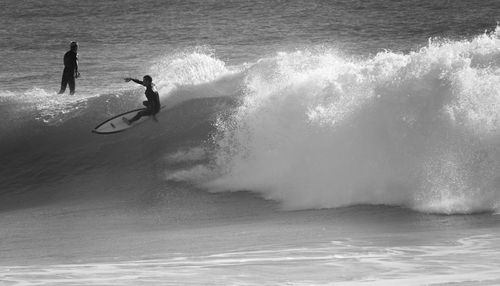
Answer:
[70,41,78,51]
[143,75,153,85]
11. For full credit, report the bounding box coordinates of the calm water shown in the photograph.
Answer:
[1,0,500,285]
[0,0,498,92]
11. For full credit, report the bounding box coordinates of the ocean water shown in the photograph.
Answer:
[2,0,500,285]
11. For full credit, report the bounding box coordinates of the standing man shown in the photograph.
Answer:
[58,41,80,95]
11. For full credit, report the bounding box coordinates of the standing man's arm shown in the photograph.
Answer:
[74,52,80,78]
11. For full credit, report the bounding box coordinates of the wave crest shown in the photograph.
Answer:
[206,29,500,214]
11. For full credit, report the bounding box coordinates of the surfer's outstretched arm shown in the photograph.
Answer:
[124,77,145,86]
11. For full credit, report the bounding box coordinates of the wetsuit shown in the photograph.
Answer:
[128,79,161,123]
[58,50,78,94]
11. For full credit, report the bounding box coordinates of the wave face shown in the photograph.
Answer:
[3,30,500,215]
[202,29,500,214]
[0,50,239,210]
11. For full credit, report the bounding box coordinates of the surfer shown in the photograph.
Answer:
[58,41,80,95]
[122,75,161,125]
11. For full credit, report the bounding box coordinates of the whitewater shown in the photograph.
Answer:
[204,31,500,214]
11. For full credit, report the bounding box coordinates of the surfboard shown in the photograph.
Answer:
[92,107,163,135]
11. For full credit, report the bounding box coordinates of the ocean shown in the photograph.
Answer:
[1,0,500,284]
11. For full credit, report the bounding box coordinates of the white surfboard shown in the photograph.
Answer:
[92,107,163,135]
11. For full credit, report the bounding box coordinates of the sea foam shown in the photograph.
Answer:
[205,29,500,214]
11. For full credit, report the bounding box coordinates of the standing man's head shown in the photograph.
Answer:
[143,75,153,85]
[70,41,78,52]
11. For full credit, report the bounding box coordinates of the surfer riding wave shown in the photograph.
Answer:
[122,75,161,125]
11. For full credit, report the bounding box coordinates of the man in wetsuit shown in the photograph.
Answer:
[58,41,80,95]
[122,75,161,125]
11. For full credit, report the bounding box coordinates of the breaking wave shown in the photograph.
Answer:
[3,30,500,215]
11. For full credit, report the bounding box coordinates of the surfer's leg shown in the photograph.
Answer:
[128,110,147,124]
[122,117,131,125]
[128,114,141,123]
[129,108,156,124]
[143,102,158,122]
[151,109,159,122]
